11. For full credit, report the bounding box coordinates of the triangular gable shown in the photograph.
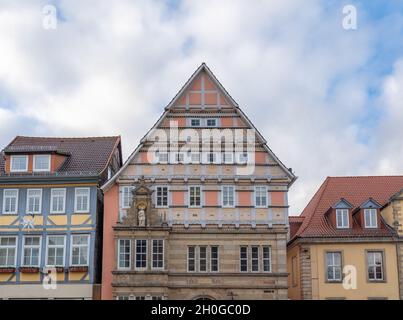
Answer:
[359,198,381,209]
[332,198,353,209]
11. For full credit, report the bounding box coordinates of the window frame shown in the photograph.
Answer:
[198,246,208,272]
[255,186,268,208]
[223,152,234,164]
[10,155,28,172]
[26,188,42,214]
[222,185,235,208]
[251,246,260,272]
[325,251,343,283]
[117,239,131,270]
[33,154,51,172]
[336,209,349,229]
[366,250,385,282]
[151,239,164,270]
[240,246,248,272]
[70,234,90,267]
[21,236,41,267]
[263,246,272,272]
[155,186,169,208]
[190,118,201,127]
[2,189,19,214]
[121,186,134,209]
[135,239,148,270]
[210,246,219,272]
[364,208,378,228]
[0,236,18,267]
[74,187,90,213]
[45,235,66,267]
[189,186,202,208]
[50,188,66,214]
[206,118,217,127]
[187,246,196,272]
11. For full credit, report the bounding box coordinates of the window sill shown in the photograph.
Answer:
[19,267,40,273]
[69,266,88,272]
[0,267,16,273]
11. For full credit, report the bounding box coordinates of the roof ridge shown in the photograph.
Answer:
[327,175,403,178]
[15,135,120,140]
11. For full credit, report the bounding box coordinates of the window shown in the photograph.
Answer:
[263,246,271,272]
[326,252,342,282]
[75,188,90,213]
[207,153,217,163]
[251,246,259,272]
[175,153,185,163]
[71,235,89,266]
[240,246,248,272]
[367,251,384,281]
[33,154,51,172]
[121,186,134,208]
[118,239,131,270]
[188,246,196,272]
[26,189,42,214]
[0,237,17,267]
[156,187,168,208]
[190,119,201,127]
[238,153,248,164]
[50,188,66,214]
[223,153,233,164]
[152,239,164,269]
[46,236,65,266]
[189,186,201,207]
[158,153,168,163]
[364,209,377,228]
[135,240,147,269]
[255,186,268,208]
[336,209,349,228]
[210,246,219,272]
[199,246,207,272]
[190,153,200,163]
[2,189,18,214]
[22,236,41,267]
[10,155,28,172]
[206,119,217,127]
[107,167,112,180]
[222,185,235,207]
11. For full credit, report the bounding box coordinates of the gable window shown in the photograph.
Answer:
[223,153,233,164]
[135,239,147,269]
[75,188,90,213]
[189,186,201,207]
[121,186,134,209]
[27,189,42,214]
[367,251,384,281]
[210,246,219,272]
[364,209,377,228]
[187,246,196,272]
[3,189,18,214]
[10,155,28,172]
[255,186,268,208]
[222,185,235,208]
[0,237,17,267]
[199,246,207,272]
[240,246,248,272]
[336,209,349,228]
[152,239,164,269]
[33,154,51,172]
[50,188,66,214]
[22,236,41,267]
[190,119,201,127]
[156,187,168,208]
[71,235,89,266]
[326,251,342,282]
[263,246,271,272]
[118,239,131,270]
[158,152,168,164]
[206,118,217,127]
[46,235,65,266]
[251,246,259,272]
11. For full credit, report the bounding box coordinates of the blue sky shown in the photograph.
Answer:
[0,0,402,213]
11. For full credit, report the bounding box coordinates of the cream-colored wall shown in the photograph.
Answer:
[287,244,301,300]
[309,243,399,300]
[382,199,403,235]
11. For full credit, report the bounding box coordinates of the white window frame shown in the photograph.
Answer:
[240,246,248,272]
[158,152,169,164]
[10,155,28,172]
[190,153,200,164]
[367,251,384,281]
[50,188,66,214]
[135,239,148,270]
[237,153,248,164]
[33,154,51,172]
[74,187,90,213]
[223,152,234,164]
[21,236,41,267]
[2,189,19,214]
[326,251,342,282]
[364,208,378,228]
[263,246,272,272]
[222,185,235,208]
[45,235,66,267]
[336,209,349,229]
[198,246,208,272]
[210,246,219,272]
[0,236,18,267]
[187,246,196,272]
[189,186,202,208]
[70,234,90,266]
[255,186,268,208]
[206,118,217,127]
[155,186,169,208]
[190,118,201,127]
[26,188,42,214]
[151,239,164,270]
[121,186,134,209]
[117,239,131,270]
[251,246,260,272]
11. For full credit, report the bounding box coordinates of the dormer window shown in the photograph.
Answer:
[33,154,51,172]
[364,209,377,228]
[336,209,349,228]
[10,155,28,172]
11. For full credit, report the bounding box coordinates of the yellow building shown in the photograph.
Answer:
[288,176,403,300]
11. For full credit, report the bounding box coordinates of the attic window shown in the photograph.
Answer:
[33,154,51,172]
[336,209,349,229]
[364,209,377,228]
[10,155,28,172]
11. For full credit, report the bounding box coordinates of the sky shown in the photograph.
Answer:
[0,0,402,214]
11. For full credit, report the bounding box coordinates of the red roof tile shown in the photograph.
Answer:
[291,176,403,241]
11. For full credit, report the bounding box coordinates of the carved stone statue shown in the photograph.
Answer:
[138,207,146,227]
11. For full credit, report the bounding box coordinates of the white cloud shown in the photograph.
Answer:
[0,0,401,214]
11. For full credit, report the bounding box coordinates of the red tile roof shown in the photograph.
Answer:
[291,176,403,241]
[0,136,121,177]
